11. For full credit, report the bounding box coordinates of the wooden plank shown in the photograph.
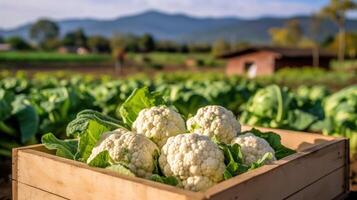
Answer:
[345,138,350,194]
[205,139,347,200]
[286,167,345,200]
[242,125,340,151]
[12,148,18,200]
[16,149,205,200]
[15,182,67,200]
[12,145,51,200]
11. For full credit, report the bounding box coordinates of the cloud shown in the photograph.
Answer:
[0,0,354,29]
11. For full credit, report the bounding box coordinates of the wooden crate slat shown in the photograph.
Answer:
[15,149,205,200]
[16,182,67,200]
[205,139,347,200]
[285,167,345,200]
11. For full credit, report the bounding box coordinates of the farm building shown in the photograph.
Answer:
[221,46,335,77]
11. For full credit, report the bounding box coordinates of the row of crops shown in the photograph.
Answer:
[0,71,356,158]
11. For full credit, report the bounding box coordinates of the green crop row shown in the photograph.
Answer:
[0,70,356,158]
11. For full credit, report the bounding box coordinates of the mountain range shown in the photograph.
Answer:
[1,10,357,43]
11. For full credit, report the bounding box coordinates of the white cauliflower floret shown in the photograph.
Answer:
[87,128,159,178]
[182,176,215,191]
[159,133,226,191]
[132,106,186,147]
[187,105,241,143]
[231,133,276,165]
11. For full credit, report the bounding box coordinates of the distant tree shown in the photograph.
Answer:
[287,19,304,43]
[309,15,322,67]
[179,44,189,53]
[321,34,335,47]
[87,35,111,53]
[62,28,87,47]
[41,38,62,51]
[231,41,250,51]
[0,36,4,43]
[29,19,59,46]
[269,28,291,46]
[327,32,357,58]
[211,39,230,57]
[111,34,139,52]
[6,36,32,50]
[319,0,357,61]
[188,43,211,53]
[269,19,304,47]
[138,34,155,52]
[156,40,181,52]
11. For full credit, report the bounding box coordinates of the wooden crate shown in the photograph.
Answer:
[12,127,349,200]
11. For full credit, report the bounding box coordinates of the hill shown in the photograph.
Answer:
[1,10,357,43]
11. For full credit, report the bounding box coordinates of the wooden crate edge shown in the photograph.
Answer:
[204,138,348,199]
[16,148,207,200]
[12,148,18,200]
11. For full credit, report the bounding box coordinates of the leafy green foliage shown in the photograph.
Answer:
[77,120,111,162]
[323,85,357,154]
[0,89,15,122]
[0,89,39,156]
[149,175,179,186]
[245,128,296,159]
[106,164,136,177]
[213,136,274,180]
[241,85,319,131]
[213,128,295,180]
[1,71,356,159]
[12,95,39,143]
[87,150,112,168]
[41,133,78,160]
[67,110,124,162]
[119,87,165,126]
[66,109,125,137]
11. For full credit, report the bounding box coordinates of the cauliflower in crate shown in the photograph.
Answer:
[132,106,186,147]
[87,127,159,178]
[231,132,276,165]
[42,87,297,192]
[187,105,241,143]
[159,133,226,191]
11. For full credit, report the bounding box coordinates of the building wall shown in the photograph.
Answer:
[226,51,277,76]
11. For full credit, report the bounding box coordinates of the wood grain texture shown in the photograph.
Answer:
[12,127,348,200]
[16,182,67,200]
[12,148,19,200]
[205,139,347,200]
[286,167,346,200]
[15,149,205,200]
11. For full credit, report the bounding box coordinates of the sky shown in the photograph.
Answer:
[0,0,356,29]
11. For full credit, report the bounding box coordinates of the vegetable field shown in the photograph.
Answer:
[127,52,224,68]
[0,71,356,159]
[0,52,111,63]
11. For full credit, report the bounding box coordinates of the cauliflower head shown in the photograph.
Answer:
[87,128,159,178]
[187,105,241,143]
[159,133,226,191]
[231,133,276,165]
[132,106,186,147]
